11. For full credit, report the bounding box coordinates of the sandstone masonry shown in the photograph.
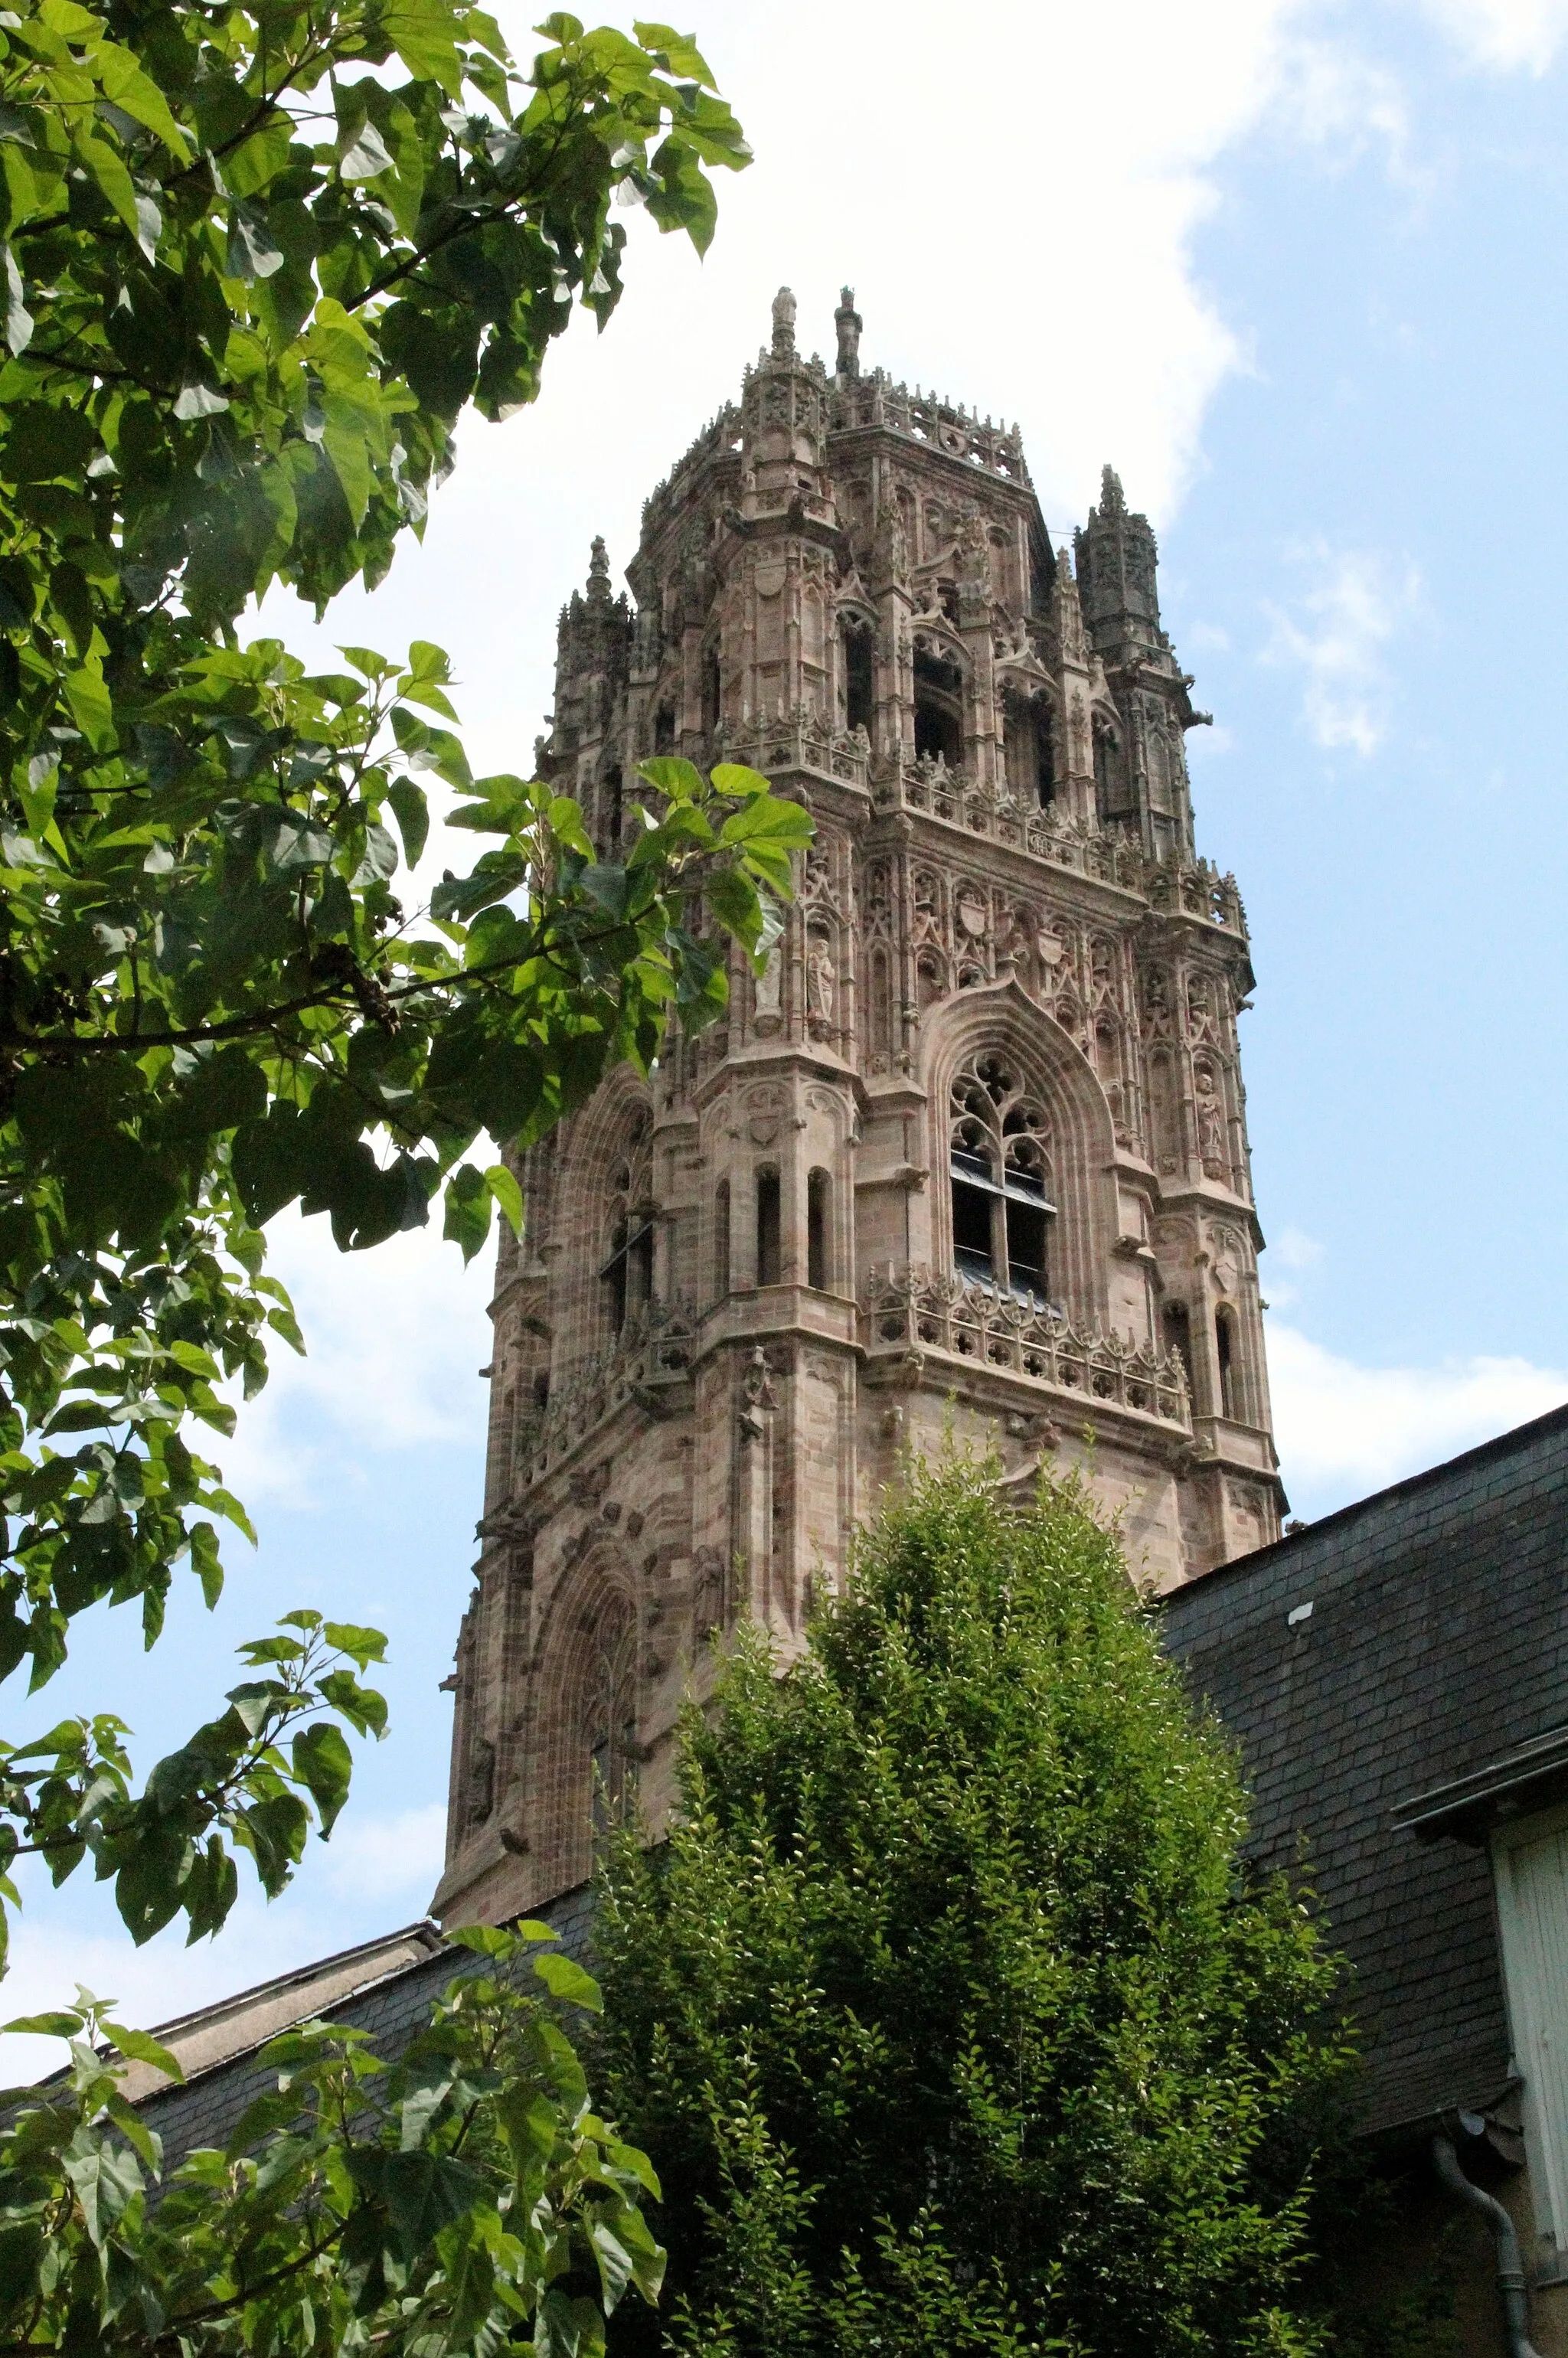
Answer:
[435,289,1283,1926]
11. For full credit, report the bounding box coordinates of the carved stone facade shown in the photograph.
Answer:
[435,291,1285,1927]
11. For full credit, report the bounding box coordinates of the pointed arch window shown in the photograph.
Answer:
[949,1057,1056,1305]
[585,1597,638,1834]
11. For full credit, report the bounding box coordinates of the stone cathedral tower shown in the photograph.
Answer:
[434,290,1284,1929]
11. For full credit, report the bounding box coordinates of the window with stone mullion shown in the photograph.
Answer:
[949,1060,1055,1305]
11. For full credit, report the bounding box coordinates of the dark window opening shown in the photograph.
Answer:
[913,648,964,766]
[1216,1308,1236,1421]
[1164,1301,1194,1396]
[1005,1199,1048,1298]
[1037,718,1055,808]
[532,1371,550,1411]
[756,1168,781,1288]
[951,1177,995,1285]
[844,627,874,735]
[1094,717,1133,827]
[701,648,720,739]
[602,1215,653,1340]
[602,763,622,851]
[807,1168,830,1292]
[654,704,676,756]
[714,1181,730,1299]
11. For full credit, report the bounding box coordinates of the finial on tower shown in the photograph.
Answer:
[1099,464,1126,516]
[587,535,611,599]
[835,285,862,378]
[770,286,797,359]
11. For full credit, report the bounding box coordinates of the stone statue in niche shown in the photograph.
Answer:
[753,946,782,1030]
[691,1548,724,1641]
[467,1734,495,1826]
[806,932,836,1027]
[1194,1066,1227,1176]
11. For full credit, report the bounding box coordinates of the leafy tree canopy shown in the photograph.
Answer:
[0,0,807,1962]
[596,1462,1354,2358]
[0,1922,666,2358]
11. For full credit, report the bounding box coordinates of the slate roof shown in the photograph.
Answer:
[1160,1402,1568,2138]
[139,1880,595,2170]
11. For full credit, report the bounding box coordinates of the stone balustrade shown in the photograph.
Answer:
[861,1264,1192,1429]
[830,374,1030,484]
[716,710,870,791]
[875,756,1247,936]
[512,1300,695,1488]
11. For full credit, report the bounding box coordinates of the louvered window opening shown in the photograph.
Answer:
[949,1057,1057,1308]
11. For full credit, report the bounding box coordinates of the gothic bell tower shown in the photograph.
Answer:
[434,290,1283,1928]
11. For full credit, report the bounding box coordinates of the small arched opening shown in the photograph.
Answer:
[713,1181,730,1301]
[1216,1305,1238,1422]
[600,1117,654,1341]
[807,1168,831,1292]
[755,1166,782,1288]
[1163,1299,1194,1397]
[913,643,965,766]
[1093,714,1132,828]
[843,619,874,736]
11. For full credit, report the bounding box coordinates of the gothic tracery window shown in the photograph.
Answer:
[601,1113,654,1340]
[584,1596,638,1833]
[949,1057,1056,1304]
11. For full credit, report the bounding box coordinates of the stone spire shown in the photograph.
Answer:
[834,286,863,378]
[586,534,611,601]
[1074,462,1161,653]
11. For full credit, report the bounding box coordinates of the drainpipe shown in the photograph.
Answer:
[1432,2133,1544,2358]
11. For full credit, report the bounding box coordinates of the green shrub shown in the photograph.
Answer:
[597,1458,1354,2356]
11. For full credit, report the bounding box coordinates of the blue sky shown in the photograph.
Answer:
[9,0,1568,2067]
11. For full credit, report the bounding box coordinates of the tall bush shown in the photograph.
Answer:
[597,1460,1352,2357]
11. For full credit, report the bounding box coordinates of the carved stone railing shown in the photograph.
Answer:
[829,373,1030,484]
[513,1300,695,1488]
[861,1265,1191,1429]
[873,759,1247,937]
[717,707,870,791]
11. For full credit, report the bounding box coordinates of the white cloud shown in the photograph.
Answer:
[1269,1319,1568,1507]
[318,1804,447,1906]
[1270,34,1413,172]
[0,1806,448,2084]
[1415,0,1568,72]
[260,0,1320,763]
[218,1210,493,1508]
[1261,1226,1326,1309]
[1263,541,1423,756]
